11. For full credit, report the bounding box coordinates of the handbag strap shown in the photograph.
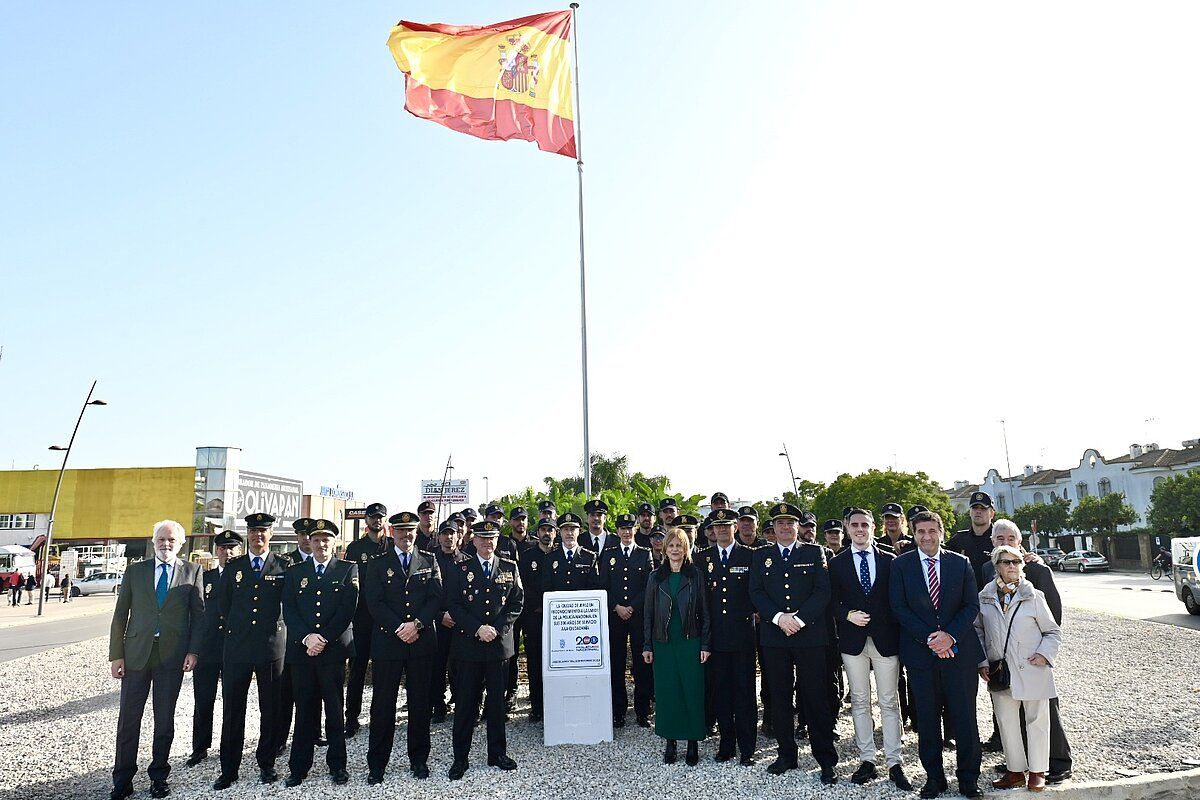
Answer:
[999,598,1022,658]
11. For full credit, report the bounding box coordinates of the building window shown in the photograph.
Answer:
[1076,482,1089,500]
[997,495,1007,513]
[1033,492,1044,505]
[1098,478,1112,497]
[0,514,35,529]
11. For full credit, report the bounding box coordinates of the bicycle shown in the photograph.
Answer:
[1150,557,1171,581]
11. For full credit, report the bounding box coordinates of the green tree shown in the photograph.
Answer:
[810,469,956,533]
[1147,470,1200,534]
[1011,496,1072,535]
[1069,493,1139,536]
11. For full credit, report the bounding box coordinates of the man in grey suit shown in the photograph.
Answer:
[109,520,204,800]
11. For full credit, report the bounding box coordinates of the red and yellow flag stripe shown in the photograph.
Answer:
[387,10,576,157]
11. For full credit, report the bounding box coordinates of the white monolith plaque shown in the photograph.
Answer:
[542,590,613,745]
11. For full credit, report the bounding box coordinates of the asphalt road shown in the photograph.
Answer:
[1055,567,1200,630]
[0,611,112,662]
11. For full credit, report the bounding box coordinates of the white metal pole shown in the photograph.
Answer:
[569,3,592,499]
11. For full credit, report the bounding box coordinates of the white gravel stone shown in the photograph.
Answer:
[0,610,1195,798]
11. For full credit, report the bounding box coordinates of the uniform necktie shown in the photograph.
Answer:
[721,548,729,567]
[566,550,574,564]
[156,563,169,608]
[316,563,325,577]
[858,550,872,594]
[483,560,491,579]
[252,556,262,574]
[623,546,630,559]
[402,552,410,573]
[926,557,940,609]
[781,547,790,561]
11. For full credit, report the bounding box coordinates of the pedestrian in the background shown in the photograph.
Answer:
[43,570,56,601]
[9,572,22,606]
[643,526,711,766]
[24,573,36,605]
[60,571,72,603]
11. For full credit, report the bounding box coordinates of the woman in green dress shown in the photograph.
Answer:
[643,524,711,765]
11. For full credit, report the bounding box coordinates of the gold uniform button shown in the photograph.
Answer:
[785,595,792,601]
[784,584,790,589]
[315,623,322,629]
[316,612,321,617]
[251,620,257,625]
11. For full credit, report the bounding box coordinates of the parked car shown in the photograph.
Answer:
[73,571,123,596]
[1171,537,1200,615]
[1035,548,1066,569]
[1059,550,1110,573]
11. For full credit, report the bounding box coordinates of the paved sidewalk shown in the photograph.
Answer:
[0,593,117,630]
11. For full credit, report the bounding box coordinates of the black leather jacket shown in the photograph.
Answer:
[642,563,711,651]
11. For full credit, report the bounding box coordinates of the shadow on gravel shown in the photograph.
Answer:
[7,688,120,726]
[24,765,113,800]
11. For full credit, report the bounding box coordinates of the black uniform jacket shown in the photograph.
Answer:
[696,543,757,652]
[219,552,289,664]
[344,534,392,628]
[642,562,711,650]
[829,546,900,657]
[598,543,653,613]
[580,531,620,557]
[515,539,545,616]
[445,555,524,662]
[281,557,358,664]
[197,566,227,666]
[363,548,443,659]
[539,546,600,592]
[749,542,831,649]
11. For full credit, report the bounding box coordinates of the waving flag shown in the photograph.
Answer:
[387,10,576,157]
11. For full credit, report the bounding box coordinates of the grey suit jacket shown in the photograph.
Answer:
[109,557,205,669]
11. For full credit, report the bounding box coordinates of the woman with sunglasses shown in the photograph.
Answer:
[974,545,1062,793]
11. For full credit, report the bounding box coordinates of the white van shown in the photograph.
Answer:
[1171,537,1200,615]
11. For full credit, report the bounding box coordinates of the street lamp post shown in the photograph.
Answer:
[38,380,107,617]
[484,476,489,505]
[778,443,799,497]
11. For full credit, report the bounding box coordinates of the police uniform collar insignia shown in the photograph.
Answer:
[531,561,538,570]
[708,561,714,572]
[387,568,395,577]
[235,570,243,583]
[300,576,309,589]
[467,571,475,582]
[764,558,773,568]
[610,557,616,566]
[360,553,368,562]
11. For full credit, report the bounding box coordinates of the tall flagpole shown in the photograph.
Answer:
[570,3,592,499]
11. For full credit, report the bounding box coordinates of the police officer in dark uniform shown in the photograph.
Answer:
[537,499,556,523]
[343,501,391,737]
[431,520,469,723]
[214,513,290,789]
[599,513,653,728]
[463,505,519,562]
[797,512,845,732]
[414,501,438,552]
[750,502,838,784]
[279,518,321,756]
[946,491,996,588]
[876,503,912,553]
[445,521,524,780]
[581,498,618,555]
[505,506,535,711]
[697,509,758,764]
[522,517,558,721]
[737,507,765,548]
[282,519,358,787]
[364,511,443,784]
[541,513,600,591]
[187,530,241,767]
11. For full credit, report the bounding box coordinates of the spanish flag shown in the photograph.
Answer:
[387,11,576,157]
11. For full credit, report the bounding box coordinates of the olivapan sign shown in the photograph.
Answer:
[233,471,303,531]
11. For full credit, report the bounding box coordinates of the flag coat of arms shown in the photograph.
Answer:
[387,10,576,157]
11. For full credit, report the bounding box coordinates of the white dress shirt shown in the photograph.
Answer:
[850,544,877,587]
[919,550,943,594]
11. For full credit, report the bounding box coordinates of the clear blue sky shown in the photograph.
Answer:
[4,2,1198,510]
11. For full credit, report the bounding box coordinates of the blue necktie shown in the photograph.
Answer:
[781,547,790,561]
[566,550,573,564]
[483,560,491,579]
[858,551,872,594]
[402,552,410,572]
[252,556,263,574]
[721,549,729,567]
[316,563,325,577]
[156,563,169,608]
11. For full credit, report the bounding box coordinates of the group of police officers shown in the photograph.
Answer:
[181,491,987,790]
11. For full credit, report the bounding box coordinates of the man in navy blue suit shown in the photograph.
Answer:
[829,509,912,790]
[889,510,983,799]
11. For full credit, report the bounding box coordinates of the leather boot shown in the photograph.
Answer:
[685,741,699,766]
[1027,772,1046,792]
[991,771,1027,790]
[663,740,677,764]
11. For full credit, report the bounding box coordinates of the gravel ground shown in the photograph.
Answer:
[1,610,1197,799]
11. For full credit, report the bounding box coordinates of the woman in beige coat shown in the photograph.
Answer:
[975,545,1062,793]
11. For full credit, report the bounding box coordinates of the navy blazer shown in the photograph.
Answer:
[829,546,899,657]
[888,548,983,668]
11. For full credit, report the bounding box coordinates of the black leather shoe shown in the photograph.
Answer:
[284,774,304,788]
[614,716,626,728]
[345,722,361,738]
[851,761,877,785]
[636,717,650,728]
[110,785,133,800]
[185,750,207,767]
[919,777,948,799]
[714,749,735,763]
[959,783,982,798]
[212,775,235,791]
[367,772,384,785]
[767,758,796,775]
[890,765,914,791]
[664,740,677,764]
[260,768,278,784]
[1046,769,1072,785]
[488,754,518,771]
[739,755,756,766]
[149,780,170,799]
[448,760,468,780]
[820,766,838,785]
[330,769,350,785]
[685,741,699,766]
[412,763,430,780]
